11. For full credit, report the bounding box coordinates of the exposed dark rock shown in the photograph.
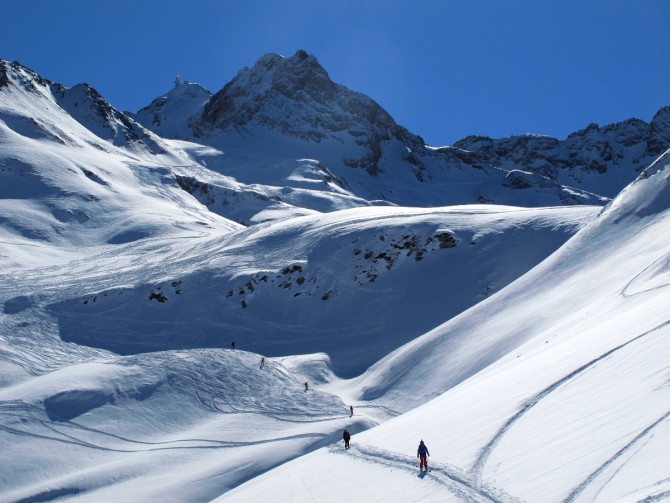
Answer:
[435,233,457,248]
[503,171,534,189]
[148,292,168,302]
[0,62,9,89]
[282,265,303,274]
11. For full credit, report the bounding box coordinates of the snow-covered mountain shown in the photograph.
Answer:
[1,51,670,503]
[0,60,241,258]
[133,50,670,210]
[131,81,212,140]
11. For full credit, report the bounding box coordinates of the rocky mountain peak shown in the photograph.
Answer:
[0,59,52,96]
[199,50,395,145]
[651,106,670,132]
[270,50,336,101]
[227,50,335,104]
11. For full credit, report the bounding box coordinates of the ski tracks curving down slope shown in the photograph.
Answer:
[215,156,670,501]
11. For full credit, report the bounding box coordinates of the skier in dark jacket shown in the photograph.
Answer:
[417,440,430,472]
[343,429,351,449]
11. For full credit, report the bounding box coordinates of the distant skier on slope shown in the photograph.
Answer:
[304,382,309,391]
[231,341,235,349]
[417,440,430,472]
[349,405,354,417]
[260,356,265,368]
[343,429,350,449]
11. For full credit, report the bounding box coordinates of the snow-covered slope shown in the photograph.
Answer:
[131,82,212,140]
[0,346,374,503]
[0,59,360,238]
[2,52,668,503]
[0,59,241,264]
[0,57,597,379]
[36,204,596,377]
[222,151,670,502]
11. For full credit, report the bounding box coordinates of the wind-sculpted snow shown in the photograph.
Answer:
[37,205,598,377]
[0,349,373,502]
[0,59,244,267]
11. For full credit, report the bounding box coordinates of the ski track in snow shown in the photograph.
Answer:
[470,318,670,491]
[638,487,670,503]
[563,410,670,503]
[335,443,522,503]
[0,399,341,453]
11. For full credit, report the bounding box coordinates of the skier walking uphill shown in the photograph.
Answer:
[343,429,350,449]
[417,440,430,472]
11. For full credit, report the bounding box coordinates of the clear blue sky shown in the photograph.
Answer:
[3,0,669,145]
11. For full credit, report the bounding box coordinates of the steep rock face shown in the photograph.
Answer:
[197,50,403,176]
[647,106,670,157]
[51,82,169,154]
[200,51,394,138]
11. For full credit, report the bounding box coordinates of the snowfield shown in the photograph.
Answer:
[1,53,670,502]
[221,153,670,502]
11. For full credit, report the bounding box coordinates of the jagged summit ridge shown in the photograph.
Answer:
[130,50,670,205]
[450,108,670,198]
[0,59,170,155]
[199,50,398,148]
[5,55,670,210]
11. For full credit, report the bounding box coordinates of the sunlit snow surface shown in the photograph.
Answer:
[221,155,670,503]
[2,56,670,502]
